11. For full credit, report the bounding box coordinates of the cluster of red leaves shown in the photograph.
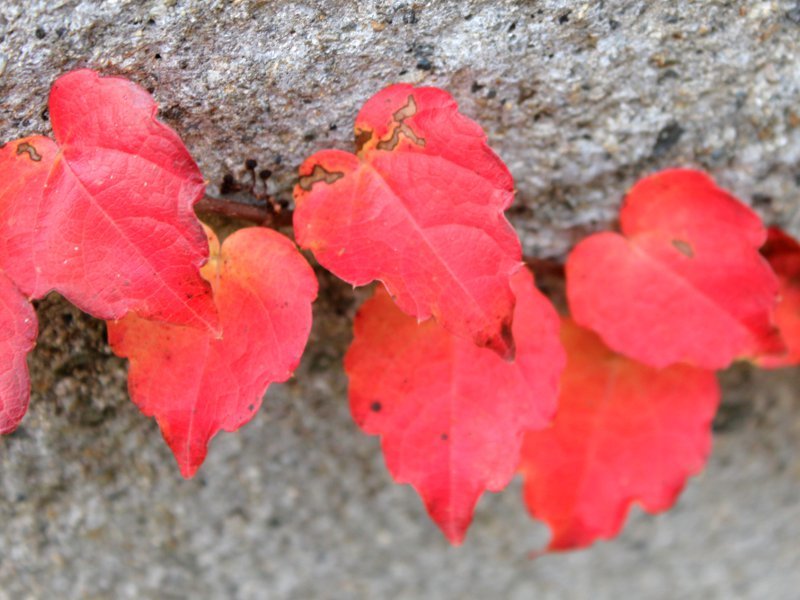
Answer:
[0,70,317,475]
[295,85,565,543]
[3,71,799,553]
[298,88,799,549]
[520,170,799,551]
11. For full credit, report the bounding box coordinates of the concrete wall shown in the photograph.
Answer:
[1,1,799,598]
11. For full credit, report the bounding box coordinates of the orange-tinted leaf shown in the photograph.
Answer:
[567,169,780,369]
[519,320,719,552]
[0,69,216,330]
[345,268,564,544]
[0,271,37,433]
[294,84,522,357]
[107,227,317,477]
[756,227,800,368]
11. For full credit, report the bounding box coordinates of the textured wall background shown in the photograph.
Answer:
[1,1,799,598]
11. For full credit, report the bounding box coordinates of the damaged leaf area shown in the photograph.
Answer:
[0,69,217,331]
[297,164,344,191]
[107,226,318,478]
[345,269,564,544]
[293,83,522,357]
[15,141,43,162]
[566,169,781,369]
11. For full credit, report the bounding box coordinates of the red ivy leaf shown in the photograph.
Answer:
[567,169,781,369]
[756,227,800,368]
[518,320,719,552]
[0,69,216,330]
[0,271,37,433]
[0,135,58,289]
[345,268,564,544]
[294,84,522,357]
[107,227,317,477]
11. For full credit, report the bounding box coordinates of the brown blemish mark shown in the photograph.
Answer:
[298,164,345,191]
[375,95,426,151]
[16,142,42,162]
[672,239,694,258]
[393,96,418,121]
[499,319,516,361]
[355,129,373,153]
[370,401,382,412]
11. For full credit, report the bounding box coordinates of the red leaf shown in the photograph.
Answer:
[345,268,564,544]
[0,69,216,330]
[756,227,800,368]
[518,320,719,552]
[294,84,522,357]
[566,169,780,369]
[0,271,37,433]
[107,227,317,477]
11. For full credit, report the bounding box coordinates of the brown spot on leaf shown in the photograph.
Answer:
[375,95,426,151]
[298,164,344,191]
[672,239,694,258]
[16,142,42,162]
[393,95,418,121]
[499,319,516,361]
[355,129,373,153]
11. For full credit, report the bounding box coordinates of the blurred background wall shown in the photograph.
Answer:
[1,1,799,598]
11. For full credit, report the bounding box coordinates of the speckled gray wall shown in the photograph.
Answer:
[1,1,799,599]
[3,1,800,256]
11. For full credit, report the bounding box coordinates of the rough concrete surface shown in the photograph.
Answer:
[0,0,799,598]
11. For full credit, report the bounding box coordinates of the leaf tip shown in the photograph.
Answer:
[179,464,200,479]
[438,521,468,546]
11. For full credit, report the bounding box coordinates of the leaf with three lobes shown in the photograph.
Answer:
[345,268,564,544]
[0,69,216,330]
[755,227,800,368]
[107,227,317,478]
[294,84,522,357]
[518,319,719,552]
[0,272,37,434]
[567,169,781,369]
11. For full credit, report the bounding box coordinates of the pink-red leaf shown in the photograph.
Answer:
[294,84,522,357]
[756,227,800,368]
[518,320,719,552]
[0,69,216,330]
[0,271,37,434]
[345,268,564,544]
[107,227,317,478]
[567,169,781,369]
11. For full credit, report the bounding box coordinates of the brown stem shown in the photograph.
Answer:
[195,195,278,225]
[523,255,565,278]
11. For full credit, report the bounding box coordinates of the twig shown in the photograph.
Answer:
[195,194,292,228]
[523,256,565,278]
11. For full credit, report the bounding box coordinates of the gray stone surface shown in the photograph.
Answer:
[1,0,799,598]
[3,0,800,255]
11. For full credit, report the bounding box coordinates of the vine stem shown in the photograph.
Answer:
[195,194,292,228]
[196,195,272,223]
